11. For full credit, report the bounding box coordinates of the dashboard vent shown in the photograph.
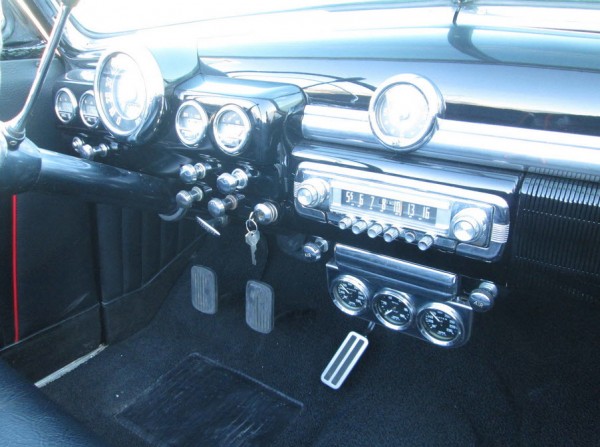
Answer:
[511,175,600,304]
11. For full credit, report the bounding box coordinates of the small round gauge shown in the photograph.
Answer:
[94,47,164,143]
[372,289,414,330]
[55,88,77,124]
[79,90,99,128]
[417,303,464,347]
[331,275,370,316]
[175,100,209,147]
[212,104,252,155]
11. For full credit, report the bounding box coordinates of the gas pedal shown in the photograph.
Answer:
[245,280,275,334]
[321,331,369,390]
[191,265,218,314]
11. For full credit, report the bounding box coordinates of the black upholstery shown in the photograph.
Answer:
[0,360,108,446]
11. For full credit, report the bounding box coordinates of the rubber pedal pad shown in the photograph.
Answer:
[191,265,218,314]
[245,280,275,334]
[321,331,369,390]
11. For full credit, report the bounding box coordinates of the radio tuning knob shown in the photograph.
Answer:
[451,208,488,243]
[296,178,329,208]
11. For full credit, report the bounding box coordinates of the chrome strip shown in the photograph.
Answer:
[302,105,600,177]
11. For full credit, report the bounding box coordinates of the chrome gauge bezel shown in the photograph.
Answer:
[416,302,464,347]
[368,73,445,152]
[212,104,252,155]
[175,100,209,147]
[330,274,370,316]
[94,46,165,144]
[372,288,414,331]
[78,90,99,128]
[54,88,78,124]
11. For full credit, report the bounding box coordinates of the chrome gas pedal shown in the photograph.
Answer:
[191,265,218,314]
[245,280,275,334]
[321,331,369,390]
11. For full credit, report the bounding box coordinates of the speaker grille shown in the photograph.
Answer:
[511,175,600,303]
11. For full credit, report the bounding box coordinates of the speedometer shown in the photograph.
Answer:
[94,47,164,143]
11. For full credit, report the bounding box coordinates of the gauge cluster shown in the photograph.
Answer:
[327,244,474,348]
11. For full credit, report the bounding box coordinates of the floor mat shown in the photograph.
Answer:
[117,354,303,447]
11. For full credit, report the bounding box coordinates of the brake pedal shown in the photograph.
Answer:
[191,265,218,314]
[245,280,274,334]
[321,331,369,390]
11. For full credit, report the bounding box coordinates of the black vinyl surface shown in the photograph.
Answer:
[42,229,600,447]
[117,353,302,447]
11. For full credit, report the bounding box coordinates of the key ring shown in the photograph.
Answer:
[245,212,258,232]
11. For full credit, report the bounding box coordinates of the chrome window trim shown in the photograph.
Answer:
[302,104,600,177]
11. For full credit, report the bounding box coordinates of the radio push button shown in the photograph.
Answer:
[367,223,387,239]
[383,227,404,243]
[351,220,370,235]
[417,234,436,251]
[451,208,488,243]
[338,216,356,230]
[404,231,417,243]
[297,178,329,208]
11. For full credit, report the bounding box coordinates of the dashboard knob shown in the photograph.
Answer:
[176,186,204,209]
[208,194,241,218]
[216,168,249,194]
[383,227,403,243]
[302,237,329,262]
[417,234,436,251]
[338,216,356,230]
[404,231,417,243]
[253,202,279,225]
[451,208,488,243]
[351,220,369,235]
[468,281,498,312]
[296,178,329,208]
[367,223,386,239]
[179,162,212,184]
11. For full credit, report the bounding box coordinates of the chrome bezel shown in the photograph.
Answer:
[368,74,445,152]
[331,274,370,316]
[175,100,209,147]
[372,288,414,331]
[212,104,252,155]
[54,88,78,124]
[78,90,99,128]
[416,302,464,348]
[94,46,165,143]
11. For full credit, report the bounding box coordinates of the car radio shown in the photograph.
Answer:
[294,162,510,261]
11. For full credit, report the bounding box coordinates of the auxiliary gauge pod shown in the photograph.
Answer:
[0,0,180,216]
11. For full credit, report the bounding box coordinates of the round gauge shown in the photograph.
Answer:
[330,275,370,316]
[368,74,444,152]
[175,100,209,147]
[79,90,99,128]
[55,88,78,124]
[212,104,252,155]
[417,303,464,347]
[94,47,164,143]
[372,289,414,330]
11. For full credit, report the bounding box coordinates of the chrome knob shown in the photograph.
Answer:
[404,231,417,243]
[296,178,329,208]
[469,281,498,312]
[367,223,386,239]
[253,202,279,225]
[451,208,488,243]
[216,168,249,194]
[338,216,356,230]
[208,194,240,218]
[302,237,329,262]
[179,162,212,184]
[351,220,369,235]
[176,186,204,209]
[417,234,436,251]
[383,227,403,243]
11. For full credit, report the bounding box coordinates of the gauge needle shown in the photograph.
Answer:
[430,312,442,323]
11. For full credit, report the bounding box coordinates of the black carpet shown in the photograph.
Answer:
[41,228,600,446]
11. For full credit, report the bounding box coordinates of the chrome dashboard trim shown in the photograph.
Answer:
[302,104,600,177]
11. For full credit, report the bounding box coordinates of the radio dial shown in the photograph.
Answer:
[297,178,329,208]
[451,208,488,243]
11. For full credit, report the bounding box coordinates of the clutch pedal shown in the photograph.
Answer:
[245,280,275,334]
[191,265,218,314]
[321,330,370,390]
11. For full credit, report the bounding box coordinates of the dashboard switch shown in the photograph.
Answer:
[303,237,329,262]
[176,186,204,209]
[216,168,249,194]
[296,178,329,208]
[253,202,279,225]
[179,162,213,184]
[468,281,498,312]
[208,194,242,218]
